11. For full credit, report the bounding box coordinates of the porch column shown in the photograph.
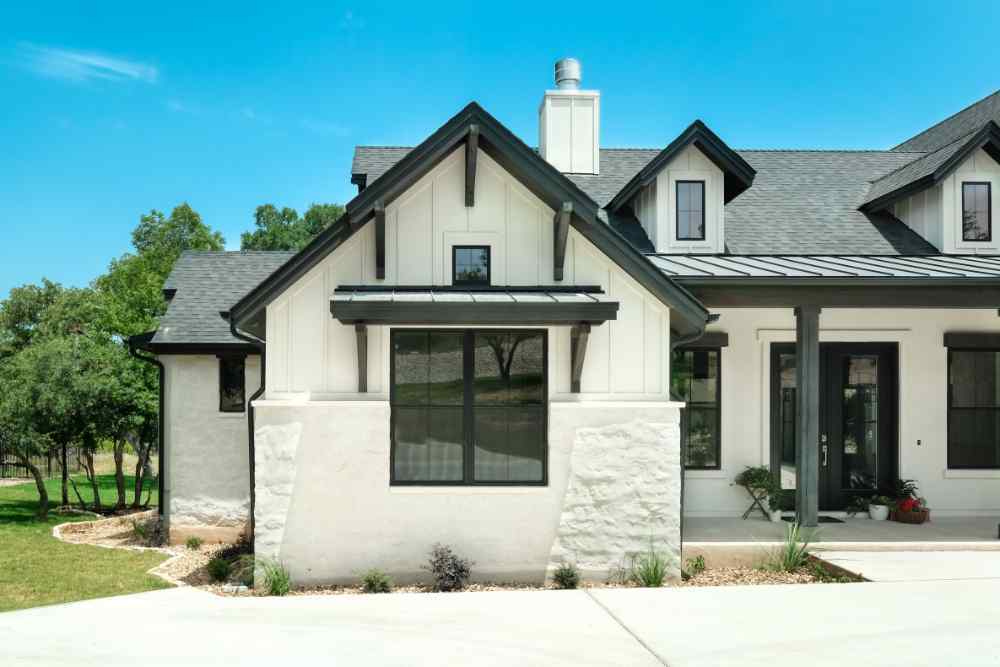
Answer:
[794,305,820,527]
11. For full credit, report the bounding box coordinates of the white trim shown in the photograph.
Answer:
[943,469,1000,479]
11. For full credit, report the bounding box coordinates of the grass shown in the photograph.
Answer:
[0,473,171,613]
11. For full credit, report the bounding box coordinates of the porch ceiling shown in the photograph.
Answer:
[329,286,619,325]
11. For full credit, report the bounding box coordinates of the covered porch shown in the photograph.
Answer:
[658,254,1000,527]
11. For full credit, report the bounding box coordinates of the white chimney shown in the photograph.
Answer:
[539,58,600,175]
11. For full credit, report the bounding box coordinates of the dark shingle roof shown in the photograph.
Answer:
[353,146,936,254]
[863,132,974,206]
[726,150,935,254]
[152,251,296,346]
[894,90,1000,152]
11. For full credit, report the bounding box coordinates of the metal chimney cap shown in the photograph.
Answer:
[554,58,581,90]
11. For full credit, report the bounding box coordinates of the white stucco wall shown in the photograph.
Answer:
[683,308,1000,517]
[265,145,672,401]
[632,144,725,254]
[253,400,681,585]
[893,148,1000,254]
[162,354,260,543]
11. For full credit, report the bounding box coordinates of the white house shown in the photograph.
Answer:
[132,60,1000,584]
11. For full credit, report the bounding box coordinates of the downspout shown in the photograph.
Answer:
[669,313,718,556]
[226,312,265,551]
[127,338,165,517]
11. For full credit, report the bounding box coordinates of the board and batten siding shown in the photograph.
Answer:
[893,148,1000,254]
[264,146,672,401]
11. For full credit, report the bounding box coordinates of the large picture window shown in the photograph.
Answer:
[671,347,720,469]
[391,329,546,485]
[962,182,992,242]
[948,349,1000,469]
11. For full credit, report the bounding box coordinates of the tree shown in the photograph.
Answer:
[0,279,62,359]
[131,203,225,270]
[240,203,344,251]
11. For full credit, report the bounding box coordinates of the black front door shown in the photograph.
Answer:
[771,343,898,511]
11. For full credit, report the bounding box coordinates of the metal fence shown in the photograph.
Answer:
[0,447,81,479]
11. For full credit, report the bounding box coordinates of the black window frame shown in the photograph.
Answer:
[389,328,548,486]
[961,181,992,242]
[947,347,1000,470]
[675,180,706,241]
[218,355,246,413]
[671,346,722,470]
[451,245,491,286]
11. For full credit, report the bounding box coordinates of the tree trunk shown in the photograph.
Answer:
[113,440,126,510]
[131,441,149,509]
[61,443,68,507]
[82,450,102,512]
[19,456,49,520]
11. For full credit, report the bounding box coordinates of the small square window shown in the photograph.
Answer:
[219,357,246,413]
[452,246,490,285]
[962,182,992,242]
[676,181,706,241]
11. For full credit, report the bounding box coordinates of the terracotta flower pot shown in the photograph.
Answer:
[891,509,930,524]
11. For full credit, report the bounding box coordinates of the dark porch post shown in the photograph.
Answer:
[794,305,820,527]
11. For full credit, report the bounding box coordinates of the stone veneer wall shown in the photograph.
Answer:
[252,400,682,585]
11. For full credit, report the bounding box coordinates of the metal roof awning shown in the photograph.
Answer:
[330,286,618,325]
[648,254,1000,308]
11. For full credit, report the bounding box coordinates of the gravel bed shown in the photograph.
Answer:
[680,567,817,587]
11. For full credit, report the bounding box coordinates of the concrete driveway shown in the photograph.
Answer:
[3,580,1000,666]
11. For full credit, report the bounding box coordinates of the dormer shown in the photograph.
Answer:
[606,121,755,254]
[862,121,1000,254]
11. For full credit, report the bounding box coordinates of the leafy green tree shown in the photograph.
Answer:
[240,203,344,251]
[0,279,62,358]
[131,203,225,270]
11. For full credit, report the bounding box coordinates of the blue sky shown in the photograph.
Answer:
[2,1,999,297]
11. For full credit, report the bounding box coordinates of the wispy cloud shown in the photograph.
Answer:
[338,10,366,31]
[18,43,158,83]
[300,118,351,137]
[240,107,258,121]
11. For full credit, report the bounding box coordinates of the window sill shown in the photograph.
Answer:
[390,486,550,495]
[684,469,728,479]
[943,469,1000,479]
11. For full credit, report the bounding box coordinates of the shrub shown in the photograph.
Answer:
[552,563,580,590]
[361,569,393,594]
[763,521,813,572]
[215,533,252,563]
[186,536,203,551]
[131,519,149,541]
[845,495,871,517]
[207,557,231,582]
[256,557,291,596]
[734,465,773,491]
[629,540,673,588]
[424,543,472,592]
[684,555,706,577]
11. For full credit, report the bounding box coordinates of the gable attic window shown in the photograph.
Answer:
[962,182,992,242]
[676,181,706,241]
[219,356,246,413]
[452,246,491,286]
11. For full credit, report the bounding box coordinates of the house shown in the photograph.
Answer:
[132,59,1000,584]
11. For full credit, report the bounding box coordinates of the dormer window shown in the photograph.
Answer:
[962,182,992,242]
[676,181,706,241]
[453,246,490,286]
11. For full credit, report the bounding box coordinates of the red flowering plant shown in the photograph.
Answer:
[892,479,928,513]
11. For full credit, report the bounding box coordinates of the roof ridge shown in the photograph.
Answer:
[891,89,1000,151]
[736,148,927,154]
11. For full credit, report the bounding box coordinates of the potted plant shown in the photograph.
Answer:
[734,466,775,520]
[868,496,892,521]
[890,479,930,524]
[765,480,786,522]
[845,495,871,518]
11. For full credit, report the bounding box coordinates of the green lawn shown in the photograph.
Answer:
[0,474,172,613]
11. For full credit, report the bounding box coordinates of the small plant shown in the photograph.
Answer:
[186,536,203,551]
[424,543,472,592]
[869,495,893,507]
[255,557,291,596]
[734,465,773,491]
[763,521,813,572]
[684,555,706,577]
[845,495,871,517]
[552,563,580,590]
[215,533,252,563]
[131,519,149,541]
[207,557,231,582]
[629,539,674,587]
[361,569,393,594]
[233,555,256,588]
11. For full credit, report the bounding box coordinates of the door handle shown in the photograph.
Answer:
[821,444,829,467]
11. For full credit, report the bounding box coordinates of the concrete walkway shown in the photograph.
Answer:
[4,580,1000,666]
[821,550,1000,582]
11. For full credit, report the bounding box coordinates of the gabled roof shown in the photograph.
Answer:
[605,120,756,212]
[232,102,710,337]
[149,250,295,349]
[862,121,1000,212]
[894,90,1000,152]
